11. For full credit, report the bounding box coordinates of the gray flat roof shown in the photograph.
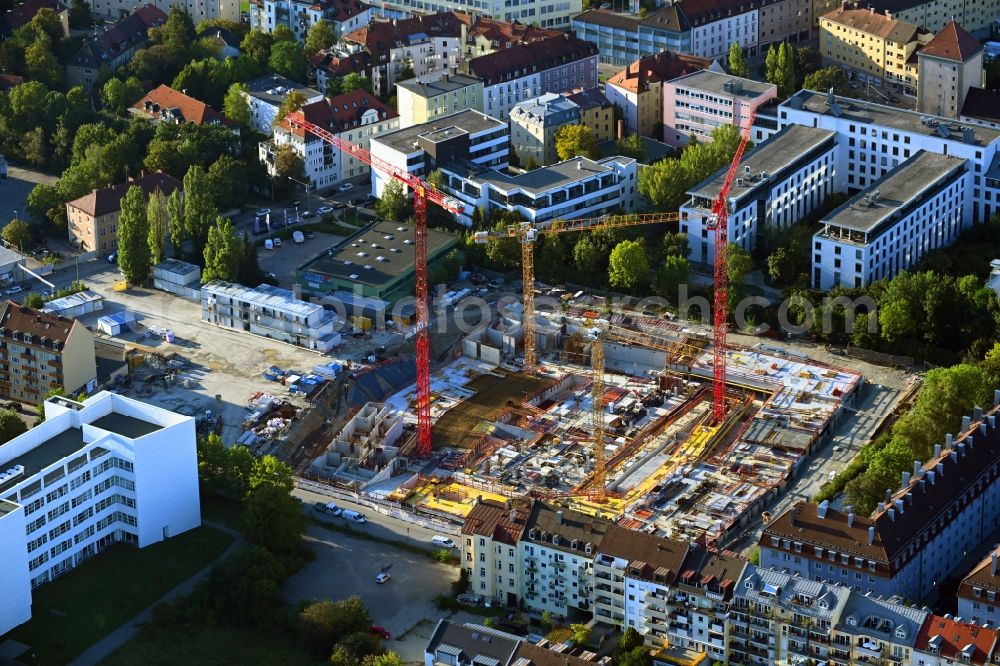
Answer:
[373,109,506,154]
[821,151,967,234]
[203,281,325,319]
[397,73,481,96]
[92,412,163,438]
[668,70,775,98]
[302,220,457,287]
[458,155,634,195]
[687,125,837,204]
[0,498,17,516]
[785,89,1000,144]
[245,73,322,107]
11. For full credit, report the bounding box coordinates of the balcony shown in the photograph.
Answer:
[855,641,883,659]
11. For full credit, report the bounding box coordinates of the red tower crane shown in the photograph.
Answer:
[707,110,756,424]
[285,114,465,457]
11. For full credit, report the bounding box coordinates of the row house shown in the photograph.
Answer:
[65,4,167,91]
[958,547,1000,627]
[249,0,372,44]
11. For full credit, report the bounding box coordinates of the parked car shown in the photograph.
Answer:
[314,502,342,517]
[301,211,314,219]
[306,232,315,239]
[3,401,21,412]
[273,238,282,247]
[432,535,456,548]
[107,251,118,264]
[264,239,274,250]
[338,182,354,192]
[342,509,366,523]
[456,593,479,606]
[371,625,391,639]
[375,573,391,584]
[4,285,24,295]
[256,208,270,218]
[316,206,334,215]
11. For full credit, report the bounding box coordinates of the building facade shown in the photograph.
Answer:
[509,93,581,167]
[680,124,838,264]
[461,498,528,606]
[605,51,714,138]
[0,391,201,634]
[371,0,580,31]
[201,281,341,351]
[242,73,324,135]
[869,0,1000,40]
[88,0,235,22]
[249,0,372,43]
[0,302,97,403]
[66,172,181,254]
[65,5,167,91]
[685,1,759,60]
[916,21,985,118]
[262,90,398,190]
[458,35,598,120]
[564,88,615,144]
[396,74,484,129]
[812,150,970,289]
[662,70,778,147]
[958,548,1000,627]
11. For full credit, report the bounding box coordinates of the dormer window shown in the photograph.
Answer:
[847,616,857,626]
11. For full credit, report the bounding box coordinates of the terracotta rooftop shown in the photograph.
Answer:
[606,51,711,94]
[131,85,234,126]
[465,16,561,46]
[677,547,745,597]
[67,4,167,70]
[461,498,529,546]
[513,641,604,666]
[0,302,77,348]
[345,11,470,54]
[564,87,611,111]
[310,49,372,77]
[915,615,1000,665]
[820,5,922,43]
[458,34,597,87]
[278,89,396,140]
[962,87,1000,124]
[66,171,181,218]
[959,546,1000,600]
[598,525,689,585]
[920,21,983,61]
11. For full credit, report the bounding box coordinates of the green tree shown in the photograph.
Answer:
[207,154,248,210]
[172,58,230,108]
[242,482,304,554]
[608,240,649,291]
[981,342,1000,384]
[26,185,64,227]
[427,169,447,189]
[662,231,689,258]
[2,219,33,253]
[117,185,152,283]
[619,627,643,653]
[304,19,336,55]
[654,254,688,301]
[803,66,851,96]
[365,653,403,666]
[182,164,217,258]
[101,76,144,113]
[795,45,823,84]
[146,188,169,266]
[765,44,779,85]
[249,455,294,493]
[617,648,652,666]
[23,293,44,309]
[396,65,416,82]
[240,30,274,68]
[0,409,27,444]
[375,181,410,222]
[237,234,266,285]
[778,42,796,97]
[69,0,92,27]
[274,89,307,125]
[326,76,344,97]
[223,82,251,127]
[726,243,754,284]
[617,133,645,162]
[767,247,797,285]
[573,236,602,274]
[554,124,599,161]
[570,623,592,646]
[273,143,305,183]
[268,40,307,82]
[484,221,520,269]
[202,217,242,282]
[341,72,373,94]
[541,610,553,629]
[728,42,749,77]
[167,188,185,258]
[298,598,373,658]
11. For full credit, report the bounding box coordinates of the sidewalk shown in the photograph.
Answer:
[68,521,243,666]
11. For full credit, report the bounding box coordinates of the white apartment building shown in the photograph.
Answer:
[91,0,236,22]
[443,156,639,225]
[680,124,838,264]
[263,90,399,190]
[201,281,342,351]
[461,498,528,606]
[243,74,324,135]
[0,391,201,635]
[813,150,970,290]
[688,6,758,60]
[780,89,1000,227]
[368,109,509,198]
[249,0,373,43]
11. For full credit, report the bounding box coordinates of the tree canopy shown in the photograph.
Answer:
[117,185,152,283]
[728,42,749,77]
[608,240,649,291]
[554,124,599,161]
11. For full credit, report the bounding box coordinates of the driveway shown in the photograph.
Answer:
[1,163,57,226]
[284,524,456,639]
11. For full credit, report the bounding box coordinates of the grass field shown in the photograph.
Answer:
[101,623,324,666]
[433,370,555,449]
[4,526,234,665]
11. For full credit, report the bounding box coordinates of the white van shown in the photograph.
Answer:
[293,230,304,244]
[264,239,274,250]
[342,509,367,524]
[432,535,456,548]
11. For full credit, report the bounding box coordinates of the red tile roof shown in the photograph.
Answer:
[312,0,370,22]
[310,50,372,77]
[462,498,529,545]
[131,85,235,127]
[464,16,561,46]
[0,301,77,348]
[0,0,66,34]
[459,34,598,87]
[959,546,1000,601]
[345,11,470,55]
[915,615,1000,665]
[278,89,396,139]
[607,51,711,94]
[66,171,181,218]
[920,21,983,61]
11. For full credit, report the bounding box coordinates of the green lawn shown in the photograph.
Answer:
[101,623,324,666]
[5,526,234,665]
[240,0,250,12]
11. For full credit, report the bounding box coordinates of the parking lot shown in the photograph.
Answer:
[284,523,456,639]
[256,231,346,287]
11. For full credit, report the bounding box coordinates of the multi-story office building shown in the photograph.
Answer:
[564,88,615,143]
[262,90,398,190]
[201,281,342,351]
[730,565,851,666]
[368,109,509,198]
[867,0,1000,40]
[819,4,931,95]
[830,591,928,666]
[812,150,969,289]
[458,35,598,120]
[605,51,714,138]
[957,547,1000,627]
[916,21,985,118]
[396,74,484,129]
[520,503,609,620]
[65,5,167,91]
[572,8,691,67]
[914,614,1000,665]
[779,89,1000,225]
[461,498,528,606]
[0,302,97,404]
[0,391,201,634]
[510,93,581,167]
[662,70,778,147]
[680,124,837,264]
[249,0,372,43]
[442,156,638,225]
[760,398,1000,602]
[66,172,181,254]
[242,74,324,135]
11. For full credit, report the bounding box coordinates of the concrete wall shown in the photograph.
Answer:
[0,503,31,635]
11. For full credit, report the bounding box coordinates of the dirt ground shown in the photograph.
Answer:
[432,370,555,449]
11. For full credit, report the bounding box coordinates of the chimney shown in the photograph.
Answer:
[947,433,954,447]
[963,415,971,431]
[959,441,967,456]
[556,510,564,524]
[974,406,984,421]
[993,553,998,577]
[616,119,624,141]
[919,478,926,493]
[817,499,829,519]
[868,525,876,545]
[506,498,512,509]
[888,508,895,522]
[877,502,885,513]
[893,498,904,514]
[790,506,797,525]
[913,460,922,477]
[476,495,482,505]
[934,443,942,458]
[510,509,517,522]
[901,471,911,488]
[928,470,936,485]
[990,415,997,429]
[884,488,892,502]
[951,450,959,463]
[937,462,945,476]
[827,86,834,106]
[847,511,855,527]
